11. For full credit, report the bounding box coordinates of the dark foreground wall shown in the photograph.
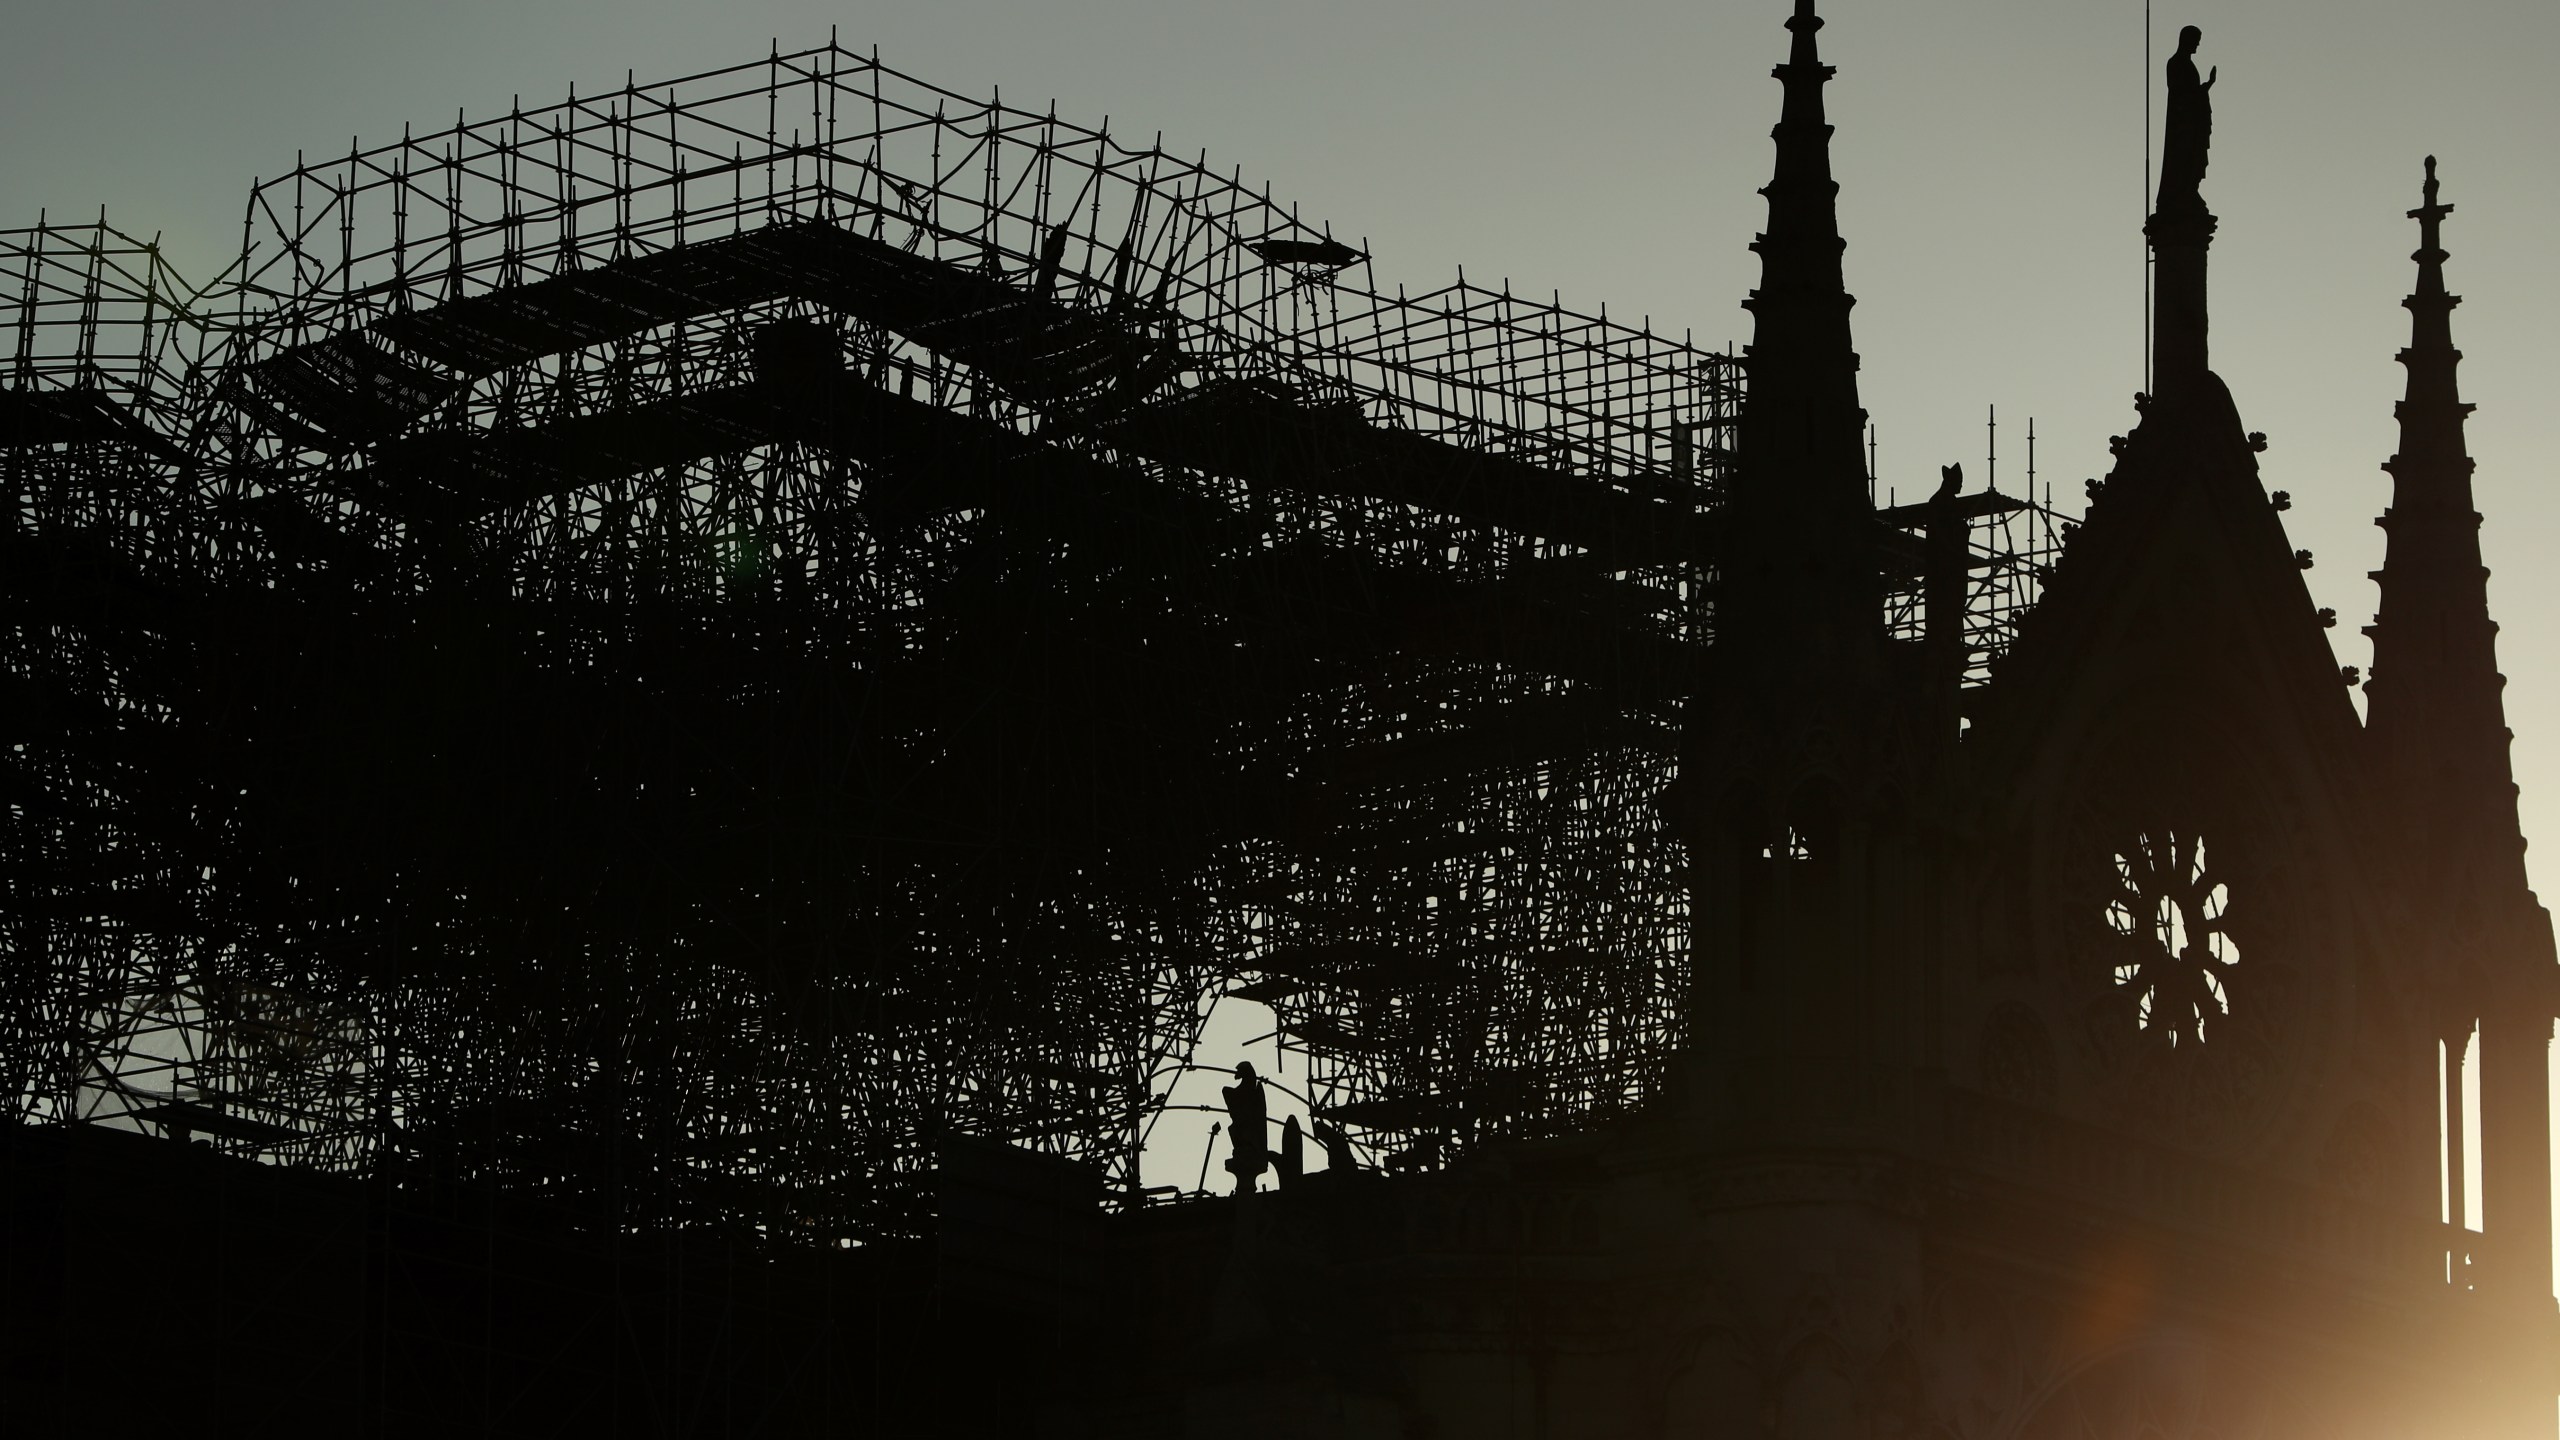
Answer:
[0,1124,968,1438]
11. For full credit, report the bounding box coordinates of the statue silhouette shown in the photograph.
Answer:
[2157,25,2216,215]
[1221,1061,1271,1194]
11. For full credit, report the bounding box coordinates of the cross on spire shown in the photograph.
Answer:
[2414,154,2452,232]
[2408,154,2455,307]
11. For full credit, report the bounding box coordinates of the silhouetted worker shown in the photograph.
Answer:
[1220,1061,1270,1194]
[1312,1117,1357,1174]
[1277,1114,1304,1187]
[2156,25,2216,215]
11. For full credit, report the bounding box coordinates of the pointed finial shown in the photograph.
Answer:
[2409,155,2454,286]
[2411,154,2453,228]
[1784,0,1827,70]
[2406,156,2447,215]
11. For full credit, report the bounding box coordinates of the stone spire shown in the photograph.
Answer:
[1721,0,1877,668]
[2365,161,2555,1326]
[2363,157,2526,900]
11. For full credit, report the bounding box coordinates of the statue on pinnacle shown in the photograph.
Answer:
[2156,25,2216,216]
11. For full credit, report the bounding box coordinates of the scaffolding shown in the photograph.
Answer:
[2,43,2066,1242]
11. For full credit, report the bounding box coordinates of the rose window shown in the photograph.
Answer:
[2103,832,2236,1046]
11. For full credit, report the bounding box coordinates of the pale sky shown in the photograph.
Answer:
[9,0,2558,1194]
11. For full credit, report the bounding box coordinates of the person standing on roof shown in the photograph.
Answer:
[1220,1061,1270,1195]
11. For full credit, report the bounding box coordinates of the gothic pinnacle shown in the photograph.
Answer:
[1726,0,1873,664]
[2366,156,2522,899]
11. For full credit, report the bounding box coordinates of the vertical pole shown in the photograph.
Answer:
[2447,1034,2469,1251]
